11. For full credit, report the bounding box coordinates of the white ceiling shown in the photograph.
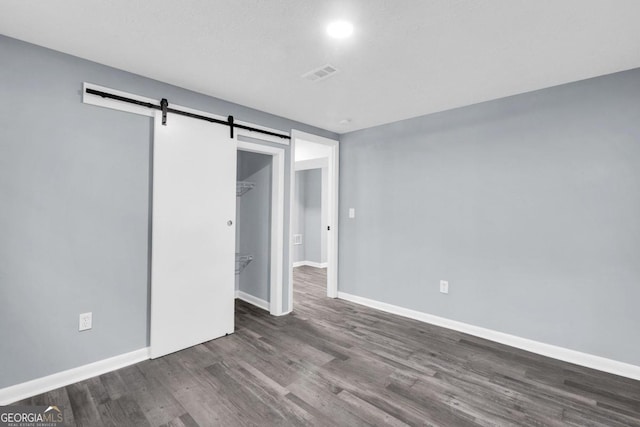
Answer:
[1,1,640,134]
[295,139,331,162]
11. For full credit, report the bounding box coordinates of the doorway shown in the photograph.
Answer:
[237,139,286,316]
[293,166,327,269]
[290,130,339,311]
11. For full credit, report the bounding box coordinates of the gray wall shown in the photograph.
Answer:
[303,169,323,264]
[339,68,640,366]
[293,171,306,263]
[293,169,323,264]
[236,151,271,302]
[0,35,336,389]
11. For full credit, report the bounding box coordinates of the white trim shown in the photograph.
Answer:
[83,82,156,117]
[337,292,640,382]
[273,309,293,317]
[233,125,290,146]
[0,348,149,405]
[295,158,329,171]
[289,139,295,311]
[235,291,270,311]
[83,82,290,145]
[290,130,339,311]
[293,261,328,268]
[237,140,285,316]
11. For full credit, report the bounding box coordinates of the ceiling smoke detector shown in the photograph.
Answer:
[302,64,339,82]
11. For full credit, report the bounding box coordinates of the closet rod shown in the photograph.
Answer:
[85,88,291,140]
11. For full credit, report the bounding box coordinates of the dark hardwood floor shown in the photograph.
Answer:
[14,266,640,426]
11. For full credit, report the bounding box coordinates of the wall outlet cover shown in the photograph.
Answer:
[349,208,355,219]
[440,280,449,294]
[79,312,92,331]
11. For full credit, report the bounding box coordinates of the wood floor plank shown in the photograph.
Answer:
[286,379,372,427]
[66,382,105,427]
[100,371,129,401]
[336,389,410,427]
[117,364,188,426]
[98,395,151,427]
[170,375,241,427]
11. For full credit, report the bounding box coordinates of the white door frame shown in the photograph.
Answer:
[237,139,286,316]
[290,130,339,308]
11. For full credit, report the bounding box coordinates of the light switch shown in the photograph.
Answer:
[349,208,355,219]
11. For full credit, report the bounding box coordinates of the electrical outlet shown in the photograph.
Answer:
[79,312,92,331]
[349,208,356,219]
[440,280,449,294]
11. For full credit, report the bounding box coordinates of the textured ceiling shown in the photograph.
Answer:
[1,1,640,133]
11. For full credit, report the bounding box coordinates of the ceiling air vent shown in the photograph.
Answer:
[302,64,339,82]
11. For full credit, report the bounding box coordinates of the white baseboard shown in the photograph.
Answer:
[273,309,293,317]
[293,261,327,268]
[337,292,640,382]
[0,348,149,405]
[236,290,270,311]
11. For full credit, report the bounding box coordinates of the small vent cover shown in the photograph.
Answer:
[302,64,339,82]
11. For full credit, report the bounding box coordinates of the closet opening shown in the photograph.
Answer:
[235,150,272,311]
[236,139,286,316]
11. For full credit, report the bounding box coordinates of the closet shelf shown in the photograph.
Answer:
[236,181,255,197]
[235,253,254,274]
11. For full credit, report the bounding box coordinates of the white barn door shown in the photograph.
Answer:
[150,111,236,359]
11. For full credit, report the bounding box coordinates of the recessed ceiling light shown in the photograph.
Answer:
[327,21,353,39]
[339,118,351,125]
